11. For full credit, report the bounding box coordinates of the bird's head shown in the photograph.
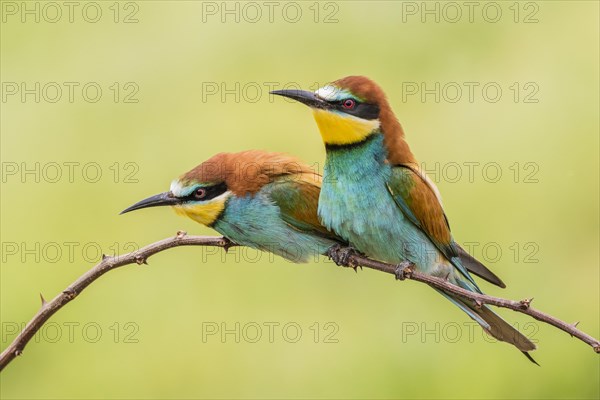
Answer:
[272,76,394,147]
[272,76,414,163]
[120,175,231,227]
[121,152,238,226]
[120,151,313,226]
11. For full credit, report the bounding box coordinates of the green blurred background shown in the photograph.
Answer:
[1,1,598,398]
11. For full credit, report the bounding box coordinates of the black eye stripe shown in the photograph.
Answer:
[185,182,228,202]
[333,100,380,120]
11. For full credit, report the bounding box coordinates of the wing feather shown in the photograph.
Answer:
[269,174,341,242]
[387,165,504,288]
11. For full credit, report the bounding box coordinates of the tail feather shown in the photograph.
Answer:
[474,302,537,351]
[455,244,506,288]
[522,351,540,366]
[437,289,538,364]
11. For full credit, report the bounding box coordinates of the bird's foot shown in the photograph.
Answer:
[326,244,360,270]
[394,261,414,281]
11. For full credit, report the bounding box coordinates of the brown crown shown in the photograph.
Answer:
[333,76,416,164]
[181,150,317,196]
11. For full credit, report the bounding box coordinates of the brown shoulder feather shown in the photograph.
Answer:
[269,174,340,241]
[404,165,452,246]
[181,150,316,196]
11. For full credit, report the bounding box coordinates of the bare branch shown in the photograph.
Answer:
[0,234,234,371]
[345,253,600,353]
[1,235,598,372]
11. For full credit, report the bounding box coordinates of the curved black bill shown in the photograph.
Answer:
[270,89,326,108]
[120,192,179,215]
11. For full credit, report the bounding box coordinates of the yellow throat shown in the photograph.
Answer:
[312,108,380,146]
[173,200,226,226]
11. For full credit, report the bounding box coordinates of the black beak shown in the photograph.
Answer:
[270,89,327,108]
[120,192,180,215]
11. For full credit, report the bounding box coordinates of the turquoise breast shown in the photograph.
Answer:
[214,189,336,263]
[319,133,440,273]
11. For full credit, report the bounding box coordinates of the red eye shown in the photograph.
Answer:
[342,99,356,109]
[194,188,207,199]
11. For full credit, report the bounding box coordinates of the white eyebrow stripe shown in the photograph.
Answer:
[315,85,348,101]
[170,180,192,197]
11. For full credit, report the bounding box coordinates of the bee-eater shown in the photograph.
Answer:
[272,76,537,362]
[121,151,343,262]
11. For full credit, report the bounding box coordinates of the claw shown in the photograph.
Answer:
[394,261,414,281]
[326,244,358,268]
[326,244,341,265]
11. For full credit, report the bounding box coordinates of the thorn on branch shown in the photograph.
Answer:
[176,230,187,239]
[221,237,234,253]
[39,293,47,307]
[135,255,147,265]
[15,350,22,357]
[567,321,582,338]
[519,297,533,309]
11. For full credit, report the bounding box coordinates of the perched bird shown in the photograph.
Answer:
[121,151,343,262]
[272,76,537,362]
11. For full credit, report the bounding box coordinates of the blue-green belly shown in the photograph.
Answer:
[319,135,447,276]
[214,189,336,263]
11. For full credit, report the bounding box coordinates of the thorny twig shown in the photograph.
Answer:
[1,233,598,372]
